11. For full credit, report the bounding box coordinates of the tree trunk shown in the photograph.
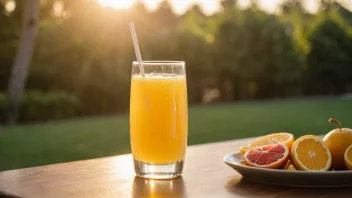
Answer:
[0,3,3,24]
[7,0,39,124]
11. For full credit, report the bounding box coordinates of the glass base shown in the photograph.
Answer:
[133,159,184,179]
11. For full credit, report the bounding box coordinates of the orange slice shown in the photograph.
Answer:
[239,146,255,155]
[244,144,289,169]
[283,159,296,170]
[291,135,332,171]
[283,159,292,169]
[286,165,296,170]
[249,133,294,149]
[344,144,352,170]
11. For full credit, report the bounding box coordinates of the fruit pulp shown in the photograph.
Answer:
[291,135,331,171]
[244,144,289,169]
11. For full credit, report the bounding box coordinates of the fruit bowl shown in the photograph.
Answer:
[224,152,352,187]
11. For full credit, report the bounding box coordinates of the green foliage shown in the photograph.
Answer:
[77,68,130,115]
[215,9,303,99]
[20,91,79,121]
[1,0,352,122]
[0,92,7,123]
[0,91,79,122]
[306,14,352,94]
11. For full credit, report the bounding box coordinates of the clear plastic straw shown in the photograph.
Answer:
[129,22,145,76]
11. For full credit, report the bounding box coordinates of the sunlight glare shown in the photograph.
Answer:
[258,0,281,13]
[97,0,135,9]
[169,0,193,15]
[197,0,220,15]
[94,0,350,15]
[304,0,320,13]
[5,0,16,13]
[237,0,251,9]
[108,155,135,179]
[53,1,64,16]
[140,0,163,12]
[342,0,352,9]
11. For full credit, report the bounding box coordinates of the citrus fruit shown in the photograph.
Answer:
[244,143,289,169]
[344,144,352,170]
[283,159,292,169]
[291,135,332,171]
[239,146,255,155]
[286,165,296,170]
[249,132,294,149]
[323,118,352,170]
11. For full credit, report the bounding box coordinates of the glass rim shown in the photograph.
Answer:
[132,61,185,66]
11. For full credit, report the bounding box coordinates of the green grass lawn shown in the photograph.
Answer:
[1,97,351,171]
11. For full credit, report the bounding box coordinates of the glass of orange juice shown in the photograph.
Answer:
[130,61,188,179]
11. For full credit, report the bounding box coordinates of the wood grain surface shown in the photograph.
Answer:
[0,137,351,198]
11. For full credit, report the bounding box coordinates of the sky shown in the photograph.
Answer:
[96,0,352,15]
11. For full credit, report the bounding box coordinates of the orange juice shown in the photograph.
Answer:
[130,74,188,164]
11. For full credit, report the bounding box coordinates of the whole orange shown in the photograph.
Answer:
[323,118,352,170]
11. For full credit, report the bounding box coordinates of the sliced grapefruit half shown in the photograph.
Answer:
[244,143,289,169]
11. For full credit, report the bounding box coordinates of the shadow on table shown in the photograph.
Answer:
[131,176,186,198]
[0,192,22,198]
[225,177,352,197]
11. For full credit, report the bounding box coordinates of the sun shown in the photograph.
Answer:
[97,0,135,9]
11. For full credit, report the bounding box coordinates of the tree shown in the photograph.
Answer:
[0,1,3,23]
[319,0,338,12]
[281,0,304,14]
[306,16,352,94]
[319,0,352,25]
[221,0,237,11]
[215,9,303,100]
[0,0,351,123]
[7,0,39,124]
[152,1,178,30]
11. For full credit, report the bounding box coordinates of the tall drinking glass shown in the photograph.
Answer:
[130,61,188,179]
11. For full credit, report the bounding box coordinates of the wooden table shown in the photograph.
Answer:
[0,137,351,198]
